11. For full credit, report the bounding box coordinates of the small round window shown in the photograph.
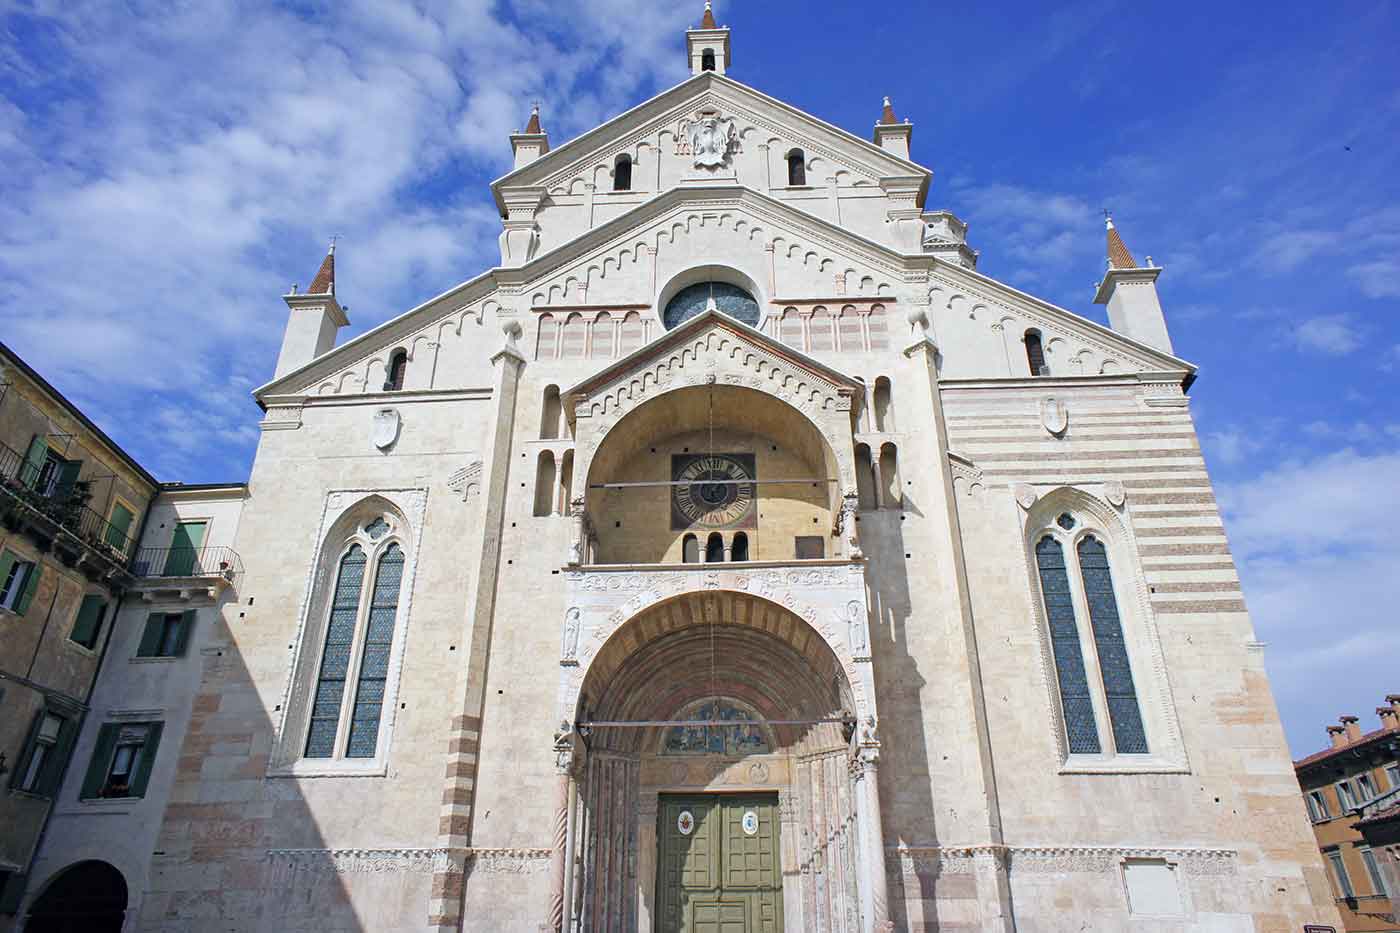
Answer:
[663,282,759,330]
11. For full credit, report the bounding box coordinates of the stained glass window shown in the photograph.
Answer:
[346,544,404,758]
[1077,537,1148,754]
[662,282,759,330]
[306,546,367,757]
[1056,513,1076,531]
[662,698,771,756]
[1035,536,1101,754]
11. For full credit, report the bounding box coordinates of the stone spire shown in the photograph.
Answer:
[307,239,336,295]
[700,0,716,28]
[510,102,550,170]
[880,96,899,125]
[275,242,348,379]
[1105,215,1138,269]
[872,96,913,160]
[1093,216,1173,355]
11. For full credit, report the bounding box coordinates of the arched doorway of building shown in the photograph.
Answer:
[26,860,127,933]
[564,590,883,933]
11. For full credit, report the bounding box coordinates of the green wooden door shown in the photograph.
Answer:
[656,794,782,933]
[163,521,206,575]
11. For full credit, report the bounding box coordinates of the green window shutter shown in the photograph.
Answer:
[105,503,134,551]
[136,613,164,657]
[8,711,43,791]
[80,723,120,800]
[52,459,81,500]
[0,552,14,596]
[71,595,105,648]
[39,715,77,797]
[15,563,41,615]
[173,610,196,656]
[20,435,47,489]
[129,722,164,798]
[0,872,28,915]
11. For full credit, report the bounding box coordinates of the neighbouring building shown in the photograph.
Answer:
[2,5,1346,931]
[0,341,158,915]
[1296,697,1400,932]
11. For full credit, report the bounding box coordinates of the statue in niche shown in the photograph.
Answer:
[846,600,866,655]
[561,608,580,661]
[681,111,738,169]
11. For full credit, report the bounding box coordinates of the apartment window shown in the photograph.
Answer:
[1356,772,1377,802]
[136,611,194,658]
[69,594,108,650]
[12,712,71,796]
[1387,762,1400,789]
[1307,789,1331,822]
[80,722,164,799]
[105,501,136,552]
[1327,850,1355,899]
[1360,847,1391,898]
[0,552,40,614]
[1337,780,1358,811]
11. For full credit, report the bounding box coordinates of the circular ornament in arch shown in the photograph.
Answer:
[1056,513,1076,531]
[663,282,760,330]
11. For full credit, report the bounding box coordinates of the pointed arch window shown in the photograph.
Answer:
[1032,517,1150,758]
[285,507,415,772]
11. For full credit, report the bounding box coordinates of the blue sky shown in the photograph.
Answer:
[2,1,1396,758]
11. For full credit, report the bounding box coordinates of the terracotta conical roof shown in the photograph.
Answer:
[524,103,543,135]
[880,96,899,125]
[700,1,716,28]
[307,240,335,294]
[1106,217,1137,270]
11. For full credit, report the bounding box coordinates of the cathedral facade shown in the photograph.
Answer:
[18,8,1342,933]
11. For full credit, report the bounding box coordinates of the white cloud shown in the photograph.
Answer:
[1347,258,1400,298]
[1218,448,1400,754]
[1291,313,1362,355]
[0,0,693,480]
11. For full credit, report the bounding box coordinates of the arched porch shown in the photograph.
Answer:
[548,588,887,933]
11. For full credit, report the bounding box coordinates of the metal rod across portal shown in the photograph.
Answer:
[579,718,853,728]
[588,478,835,489]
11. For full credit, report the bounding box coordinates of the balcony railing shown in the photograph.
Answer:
[0,439,137,567]
[130,545,243,582]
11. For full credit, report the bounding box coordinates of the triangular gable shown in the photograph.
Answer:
[491,72,930,214]
[564,307,863,416]
[257,185,1193,403]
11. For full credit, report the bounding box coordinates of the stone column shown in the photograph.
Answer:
[547,735,577,932]
[852,729,891,933]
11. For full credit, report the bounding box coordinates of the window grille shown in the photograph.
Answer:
[1078,537,1148,754]
[346,544,404,758]
[306,546,367,758]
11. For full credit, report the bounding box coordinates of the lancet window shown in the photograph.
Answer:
[305,514,408,760]
[1032,509,1149,757]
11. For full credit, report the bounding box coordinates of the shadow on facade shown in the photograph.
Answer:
[133,636,362,932]
[860,505,944,931]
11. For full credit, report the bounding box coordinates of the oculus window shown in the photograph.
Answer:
[663,282,759,330]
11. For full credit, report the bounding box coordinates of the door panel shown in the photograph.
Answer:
[656,794,781,933]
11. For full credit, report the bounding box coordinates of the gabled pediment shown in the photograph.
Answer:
[564,308,863,422]
[491,72,929,214]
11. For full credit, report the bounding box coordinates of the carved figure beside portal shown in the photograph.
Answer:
[560,607,581,663]
[846,600,868,658]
